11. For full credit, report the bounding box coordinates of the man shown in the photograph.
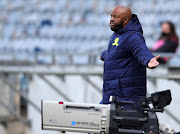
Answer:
[100,5,160,110]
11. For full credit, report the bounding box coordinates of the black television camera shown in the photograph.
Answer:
[41,90,172,134]
[109,90,172,134]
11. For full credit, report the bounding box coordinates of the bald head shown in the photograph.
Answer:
[112,5,132,21]
[110,5,132,31]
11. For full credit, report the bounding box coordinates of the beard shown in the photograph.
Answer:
[110,20,124,32]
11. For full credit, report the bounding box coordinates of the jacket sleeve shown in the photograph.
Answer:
[127,34,154,67]
[100,50,108,61]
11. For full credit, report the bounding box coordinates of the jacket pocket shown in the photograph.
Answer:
[103,79,119,91]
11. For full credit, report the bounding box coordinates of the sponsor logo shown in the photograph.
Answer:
[71,121,99,127]
[112,37,119,46]
[50,119,57,123]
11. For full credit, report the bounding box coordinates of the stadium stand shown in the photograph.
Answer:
[0,0,180,134]
[0,0,180,65]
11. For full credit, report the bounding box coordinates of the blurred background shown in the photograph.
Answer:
[0,0,180,134]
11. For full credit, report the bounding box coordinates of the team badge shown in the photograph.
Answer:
[112,37,119,46]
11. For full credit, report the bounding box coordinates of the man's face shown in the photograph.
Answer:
[110,9,124,32]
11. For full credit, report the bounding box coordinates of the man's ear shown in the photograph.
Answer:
[123,18,128,25]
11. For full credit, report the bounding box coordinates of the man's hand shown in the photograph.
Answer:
[150,131,157,134]
[148,55,160,69]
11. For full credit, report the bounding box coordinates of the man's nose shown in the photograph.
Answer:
[110,17,114,22]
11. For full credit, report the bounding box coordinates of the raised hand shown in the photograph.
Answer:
[148,55,160,69]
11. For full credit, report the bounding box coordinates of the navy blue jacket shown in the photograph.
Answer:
[100,14,154,110]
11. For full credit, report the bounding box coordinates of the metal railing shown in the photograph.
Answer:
[0,51,179,65]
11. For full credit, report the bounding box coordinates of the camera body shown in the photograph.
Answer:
[41,90,172,134]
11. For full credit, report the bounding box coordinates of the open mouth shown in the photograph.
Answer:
[110,23,114,26]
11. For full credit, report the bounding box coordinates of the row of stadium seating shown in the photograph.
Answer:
[1,0,180,13]
[0,0,180,64]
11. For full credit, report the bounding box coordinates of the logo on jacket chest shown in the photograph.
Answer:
[112,37,119,46]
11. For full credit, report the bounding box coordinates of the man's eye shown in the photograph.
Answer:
[111,15,118,19]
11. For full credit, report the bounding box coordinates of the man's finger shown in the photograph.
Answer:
[154,55,160,60]
[150,131,157,134]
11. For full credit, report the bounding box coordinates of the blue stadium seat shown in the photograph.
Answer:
[0,0,180,65]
